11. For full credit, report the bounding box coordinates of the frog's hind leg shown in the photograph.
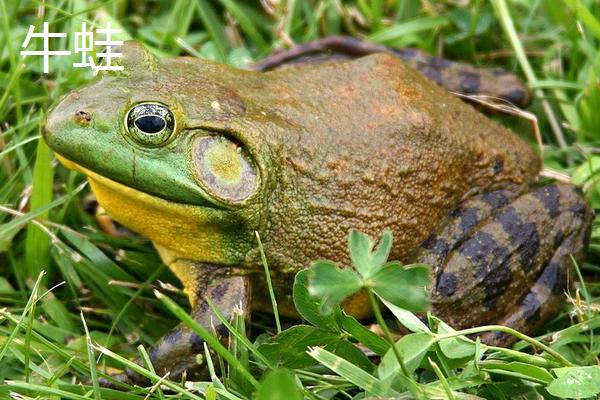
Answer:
[480,240,582,346]
[408,183,592,346]
[110,263,251,386]
[480,191,593,346]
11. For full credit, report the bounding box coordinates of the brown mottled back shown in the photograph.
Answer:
[237,53,540,270]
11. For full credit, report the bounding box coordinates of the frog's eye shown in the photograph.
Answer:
[192,135,259,203]
[125,102,175,146]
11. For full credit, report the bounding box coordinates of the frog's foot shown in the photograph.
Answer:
[479,242,580,346]
[102,267,251,387]
[98,324,214,388]
[253,35,531,107]
[409,183,592,346]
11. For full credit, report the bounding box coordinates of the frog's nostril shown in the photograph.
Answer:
[75,110,92,125]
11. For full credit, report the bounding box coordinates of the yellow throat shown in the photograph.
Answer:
[55,154,229,266]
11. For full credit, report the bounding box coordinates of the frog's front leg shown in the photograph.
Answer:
[408,183,592,345]
[117,263,251,385]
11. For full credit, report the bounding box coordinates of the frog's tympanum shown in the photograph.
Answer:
[43,39,592,383]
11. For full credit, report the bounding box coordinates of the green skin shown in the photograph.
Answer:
[44,40,592,384]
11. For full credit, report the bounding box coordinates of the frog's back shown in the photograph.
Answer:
[240,53,540,270]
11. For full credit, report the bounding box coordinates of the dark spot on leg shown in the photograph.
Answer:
[430,56,452,69]
[149,327,189,363]
[505,88,526,105]
[215,323,229,338]
[581,228,591,249]
[496,206,521,232]
[518,230,539,270]
[190,333,204,353]
[197,301,210,314]
[553,229,565,250]
[482,262,513,309]
[493,158,504,173]
[457,208,480,234]
[422,66,443,85]
[421,235,451,258]
[394,48,419,59]
[210,281,229,302]
[538,262,566,295]
[190,322,228,353]
[569,203,588,220]
[450,206,463,218]
[164,328,183,346]
[149,347,159,363]
[533,185,561,218]
[496,207,540,271]
[480,191,509,209]
[461,232,508,269]
[459,71,481,94]
[460,232,513,309]
[436,272,458,297]
[521,293,541,324]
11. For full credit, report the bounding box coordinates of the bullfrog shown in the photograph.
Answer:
[43,39,592,383]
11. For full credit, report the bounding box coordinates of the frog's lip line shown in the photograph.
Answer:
[54,153,227,212]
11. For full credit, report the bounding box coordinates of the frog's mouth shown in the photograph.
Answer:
[56,153,192,209]
[55,153,219,217]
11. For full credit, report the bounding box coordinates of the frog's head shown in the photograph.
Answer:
[44,41,270,265]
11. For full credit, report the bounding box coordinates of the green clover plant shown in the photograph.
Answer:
[307,229,431,388]
[307,229,430,315]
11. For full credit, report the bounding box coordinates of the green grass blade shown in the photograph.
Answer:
[368,16,450,44]
[94,343,204,399]
[0,271,45,365]
[137,344,165,399]
[80,312,101,400]
[194,0,229,61]
[218,0,267,50]
[563,0,600,40]
[3,382,92,400]
[204,296,274,369]
[24,138,54,281]
[307,346,399,397]
[255,231,281,333]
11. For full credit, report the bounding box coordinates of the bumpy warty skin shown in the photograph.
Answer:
[246,53,540,272]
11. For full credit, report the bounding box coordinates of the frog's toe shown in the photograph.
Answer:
[411,183,592,342]
[146,324,210,380]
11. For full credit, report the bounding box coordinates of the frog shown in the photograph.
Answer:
[43,39,592,384]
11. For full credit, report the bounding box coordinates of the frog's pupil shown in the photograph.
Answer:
[135,115,166,135]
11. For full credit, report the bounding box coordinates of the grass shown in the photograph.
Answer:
[1,0,600,398]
